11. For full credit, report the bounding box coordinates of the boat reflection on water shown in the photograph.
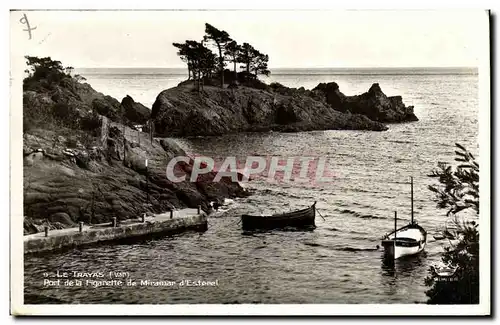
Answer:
[379,251,429,302]
[381,250,427,276]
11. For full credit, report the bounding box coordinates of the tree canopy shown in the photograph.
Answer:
[428,143,479,216]
[23,56,99,133]
[236,43,270,77]
[224,40,242,80]
[249,51,270,77]
[23,56,86,91]
[239,42,256,74]
[172,40,217,91]
[203,23,232,87]
[173,23,270,88]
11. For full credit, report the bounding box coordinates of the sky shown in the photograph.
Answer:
[10,10,488,69]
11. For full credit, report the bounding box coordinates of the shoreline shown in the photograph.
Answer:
[24,208,208,255]
[23,62,417,252]
[150,79,417,137]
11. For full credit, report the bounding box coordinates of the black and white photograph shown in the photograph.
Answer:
[9,8,490,316]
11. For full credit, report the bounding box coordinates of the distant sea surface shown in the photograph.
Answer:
[74,67,477,108]
[25,67,479,304]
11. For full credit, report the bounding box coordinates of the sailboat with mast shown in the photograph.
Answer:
[381,177,427,259]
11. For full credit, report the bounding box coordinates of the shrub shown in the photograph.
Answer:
[50,103,79,129]
[23,56,67,89]
[23,56,87,91]
[80,113,102,136]
[51,103,71,120]
[424,143,479,304]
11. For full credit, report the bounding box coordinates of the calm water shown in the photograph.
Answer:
[24,68,479,304]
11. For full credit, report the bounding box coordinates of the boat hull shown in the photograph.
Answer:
[242,203,316,231]
[383,240,426,259]
[382,223,427,259]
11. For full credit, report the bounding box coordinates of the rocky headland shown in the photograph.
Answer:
[151,78,417,137]
[311,82,418,123]
[22,61,246,235]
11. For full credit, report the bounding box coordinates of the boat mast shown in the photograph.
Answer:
[410,176,414,224]
[394,211,397,238]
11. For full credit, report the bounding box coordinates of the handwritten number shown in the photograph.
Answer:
[20,13,36,40]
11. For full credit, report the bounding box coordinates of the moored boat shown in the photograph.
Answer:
[381,217,427,259]
[241,202,316,231]
[381,177,427,259]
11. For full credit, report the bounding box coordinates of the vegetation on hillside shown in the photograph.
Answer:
[425,143,480,304]
[22,56,102,136]
[23,56,86,91]
[23,55,150,138]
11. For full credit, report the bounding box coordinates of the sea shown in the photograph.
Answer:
[24,67,480,304]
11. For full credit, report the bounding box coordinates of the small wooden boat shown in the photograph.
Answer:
[381,177,427,259]
[381,218,427,259]
[242,202,316,231]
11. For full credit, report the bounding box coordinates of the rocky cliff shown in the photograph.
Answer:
[23,76,246,235]
[311,82,418,123]
[151,80,418,137]
[151,82,389,137]
[24,73,151,128]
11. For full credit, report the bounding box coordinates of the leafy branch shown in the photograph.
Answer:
[428,143,479,216]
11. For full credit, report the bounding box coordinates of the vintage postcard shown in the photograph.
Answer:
[10,9,490,316]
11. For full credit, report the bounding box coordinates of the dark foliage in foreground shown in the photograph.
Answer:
[425,143,479,304]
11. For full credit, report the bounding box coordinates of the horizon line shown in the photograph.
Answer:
[75,66,478,71]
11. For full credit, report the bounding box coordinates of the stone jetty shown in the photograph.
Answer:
[24,208,207,254]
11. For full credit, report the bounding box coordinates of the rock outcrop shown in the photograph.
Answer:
[23,76,247,235]
[23,121,247,234]
[151,82,389,137]
[311,82,418,123]
[121,95,150,125]
[24,76,151,128]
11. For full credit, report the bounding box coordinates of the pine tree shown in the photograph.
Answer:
[173,40,216,92]
[250,50,270,76]
[203,23,232,88]
[224,40,242,82]
[239,42,256,74]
